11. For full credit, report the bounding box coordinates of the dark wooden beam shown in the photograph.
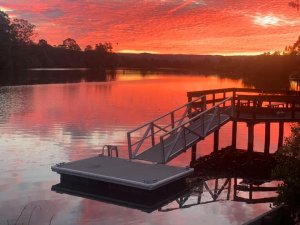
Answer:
[247,122,254,153]
[264,122,271,154]
[278,122,284,148]
[214,129,219,153]
[232,121,237,149]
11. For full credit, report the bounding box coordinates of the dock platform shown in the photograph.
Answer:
[52,156,193,191]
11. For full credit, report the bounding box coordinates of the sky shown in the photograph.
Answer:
[0,0,300,55]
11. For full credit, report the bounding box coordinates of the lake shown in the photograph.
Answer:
[0,69,292,225]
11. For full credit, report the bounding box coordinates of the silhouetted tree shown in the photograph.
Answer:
[273,123,300,224]
[10,18,36,45]
[38,39,49,47]
[0,11,13,69]
[61,38,81,51]
[84,45,93,51]
[95,42,113,53]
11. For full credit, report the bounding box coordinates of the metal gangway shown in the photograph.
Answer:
[127,96,234,164]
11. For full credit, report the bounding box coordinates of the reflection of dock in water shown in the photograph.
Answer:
[52,174,279,213]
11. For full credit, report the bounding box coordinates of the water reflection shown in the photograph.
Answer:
[0,70,292,225]
[0,69,117,86]
[52,174,278,214]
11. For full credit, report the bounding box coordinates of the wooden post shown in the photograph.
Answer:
[278,122,284,148]
[264,122,271,154]
[247,122,254,153]
[232,121,237,149]
[232,90,236,104]
[214,129,219,153]
[191,144,197,162]
[292,103,295,119]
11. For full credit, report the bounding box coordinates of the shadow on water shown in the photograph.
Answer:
[51,147,279,213]
[0,69,117,86]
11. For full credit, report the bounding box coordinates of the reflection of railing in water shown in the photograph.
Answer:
[158,177,278,212]
[233,178,278,204]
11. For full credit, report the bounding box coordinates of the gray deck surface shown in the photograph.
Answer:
[52,156,193,190]
[135,113,230,163]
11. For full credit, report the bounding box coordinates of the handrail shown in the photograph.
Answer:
[126,87,300,163]
[160,97,232,139]
[159,97,233,163]
[127,95,207,159]
[127,95,205,134]
[187,88,300,98]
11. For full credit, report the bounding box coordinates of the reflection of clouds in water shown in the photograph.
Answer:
[0,71,287,224]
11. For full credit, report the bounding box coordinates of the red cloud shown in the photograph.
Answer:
[1,0,299,55]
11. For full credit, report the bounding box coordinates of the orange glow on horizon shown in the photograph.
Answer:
[1,0,299,55]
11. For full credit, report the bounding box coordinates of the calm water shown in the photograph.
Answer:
[0,70,292,225]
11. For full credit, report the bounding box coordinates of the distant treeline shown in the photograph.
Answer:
[1,9,300,90]
[118,53,300,89]
[0,11,117,71]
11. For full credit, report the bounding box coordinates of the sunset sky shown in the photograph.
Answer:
[1,0,300,55]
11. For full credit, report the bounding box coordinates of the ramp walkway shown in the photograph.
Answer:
[127,96,233,164]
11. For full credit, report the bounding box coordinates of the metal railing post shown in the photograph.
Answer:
[201,96,207,111]
[202,114,205,135]
[160,136,166,163]
[171,112,175,129]
[218,107,221,125]
[127,132,132,159]
[151,123,155,146]
[231,97,235,116]
[183,127,187,149]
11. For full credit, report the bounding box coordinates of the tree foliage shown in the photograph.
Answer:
[0,11,11,43]
[273,123,300,224]
[61,38,81,51]
[0,11,13,69]
[84,45,93,51]
[0,11,117,70]
[10,18,36,45]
